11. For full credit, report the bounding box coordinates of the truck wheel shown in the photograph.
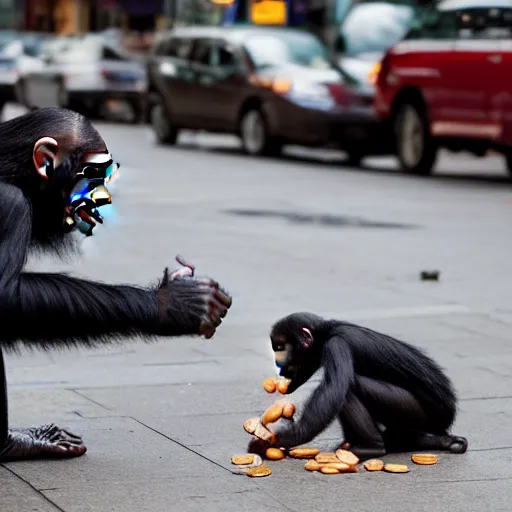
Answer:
[395,100,437,175]
[503,151,512,179]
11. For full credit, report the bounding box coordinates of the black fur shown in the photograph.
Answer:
[0,108,222,355]
[0,108,232,458]
[269,312,466,456]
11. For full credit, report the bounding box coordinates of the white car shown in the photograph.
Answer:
[19,35,147,123]
[0,31,49,112]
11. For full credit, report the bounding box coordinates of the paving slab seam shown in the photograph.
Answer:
[460,395,512,402]
[142,359,221,367]
[438,318,511,340]
[1,464,65,512]
[468,446,512,452]
[427,476,512,484]
[129,417,235,474]
[254,487,298,512]
[70,389,113,411]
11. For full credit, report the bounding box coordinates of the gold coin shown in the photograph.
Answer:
[263,378,277,393]
[231,454,255,465]
[266,448,286,460]
[320,466,340,474]
[289,448,320,459]
[282,403,295,418]
[304,460,321,471]
[247,465,272,478]
[411,453,438,465]
[324,462,354,472]
[335,449,360,466]
[315,452,340,464]
[363,459,384,472]
[243,417,259,435]
[384,464,409,473]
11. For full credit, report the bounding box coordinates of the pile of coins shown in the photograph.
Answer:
[231,377,439,477]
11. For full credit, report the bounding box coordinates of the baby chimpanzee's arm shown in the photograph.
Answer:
[274,338,354,448]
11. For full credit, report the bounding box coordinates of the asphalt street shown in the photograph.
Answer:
[1,104,512,512]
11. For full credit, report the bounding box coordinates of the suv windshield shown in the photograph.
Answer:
[338,1,420,56]
[244,31,331,70]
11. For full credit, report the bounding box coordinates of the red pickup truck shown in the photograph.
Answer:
[374,0,512,176]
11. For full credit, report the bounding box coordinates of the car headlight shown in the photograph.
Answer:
[368,62,382,85]
[288,82,335,110]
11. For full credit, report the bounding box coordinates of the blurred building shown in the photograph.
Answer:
[2,0,345,50]
[0,0,22,29]
[4,0,338,33]
[16,0,164,34]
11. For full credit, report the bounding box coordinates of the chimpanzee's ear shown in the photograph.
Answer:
[301,327,314,349]
[33,137,58,180]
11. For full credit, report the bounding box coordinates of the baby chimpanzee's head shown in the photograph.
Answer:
[0,107,120,250]
[269,312,325,391]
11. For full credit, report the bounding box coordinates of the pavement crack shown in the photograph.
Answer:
[1,464,66,512]
[468,446,512,452]
[129,417,233,474]
[70,389,112,411]
[433,476,512,484]
[460,395,512,401]
[142,359,220,367]
[475,365,512,378]
[256,486,298,512]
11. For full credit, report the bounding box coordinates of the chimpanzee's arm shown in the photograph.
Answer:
[274,337,354,448]
[0,184,227,350]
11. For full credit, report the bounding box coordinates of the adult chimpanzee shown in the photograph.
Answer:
[266,312,468,460]
[0,107,232,462]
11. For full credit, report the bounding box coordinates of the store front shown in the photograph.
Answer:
[0,0,19,29]
[117,0,164,31]
[221,0,310,26]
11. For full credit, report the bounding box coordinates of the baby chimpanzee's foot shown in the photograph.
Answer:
[339,441,386,461]
[0,424,87,462]
[447,436,468,454]
[416,434,468,454]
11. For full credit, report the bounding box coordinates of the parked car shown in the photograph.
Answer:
[0,31,50,111]
[374,0,512,175]
[335,0,422,87]
[146,26,391,163]
[19,35,147,122]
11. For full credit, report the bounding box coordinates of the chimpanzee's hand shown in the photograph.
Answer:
[266,418,298,449]
[154,257,232,339]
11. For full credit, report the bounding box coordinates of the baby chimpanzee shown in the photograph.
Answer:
[266,312,468,460]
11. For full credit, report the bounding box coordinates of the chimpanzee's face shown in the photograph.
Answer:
[271,335,297,378]
[271,327,314,381]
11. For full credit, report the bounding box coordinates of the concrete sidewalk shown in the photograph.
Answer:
[1,116,511,511]
[3,310,511,512]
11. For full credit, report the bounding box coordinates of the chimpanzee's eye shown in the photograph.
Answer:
[274,344,285,352]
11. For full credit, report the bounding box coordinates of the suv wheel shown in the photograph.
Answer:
[504,151,512,179]
[240,108,282,157]
[345,151,364,167]
[395,101,437,175]
[151,97,178,145]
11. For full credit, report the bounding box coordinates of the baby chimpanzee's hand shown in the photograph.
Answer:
[154,257,232,339]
